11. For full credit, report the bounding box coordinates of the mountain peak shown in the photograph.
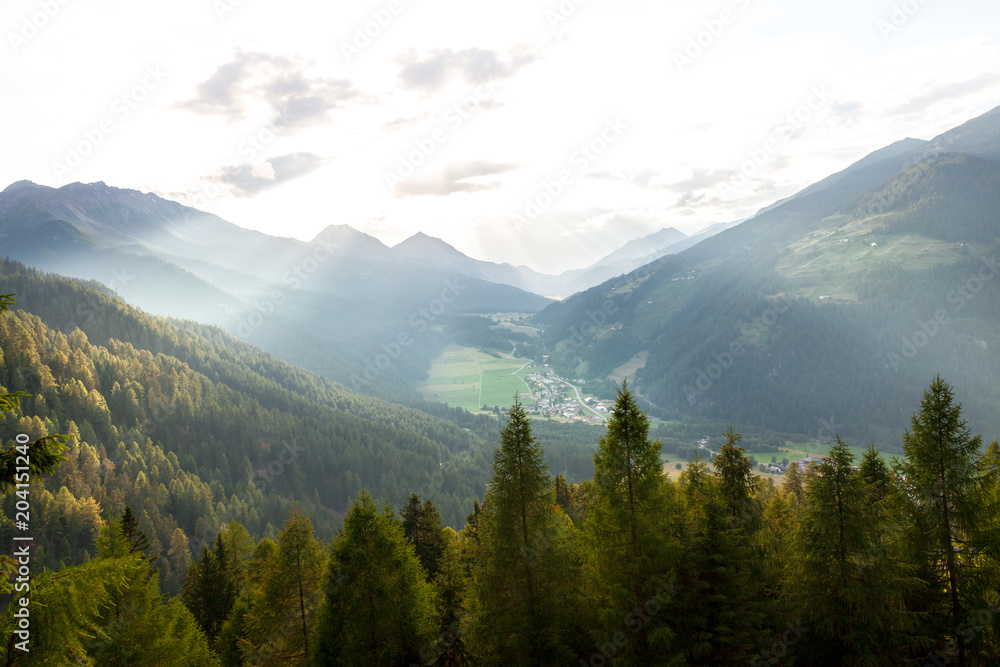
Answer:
[394,232,461,254]
[310,224,389,251]
[2,180,44,194]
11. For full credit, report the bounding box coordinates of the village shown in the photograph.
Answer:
[516,368,612,423]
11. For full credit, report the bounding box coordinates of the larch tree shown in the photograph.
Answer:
[896,376,1000,666]
[240,509,326,665]
[582,379,677,663]
[468,396,577,665]
[785,436,921,665]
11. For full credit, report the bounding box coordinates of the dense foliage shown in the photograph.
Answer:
[5,376,997,665]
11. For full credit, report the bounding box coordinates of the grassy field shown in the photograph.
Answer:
[419,344,541,412]
[775,224,967,302]
[608,350,648,383]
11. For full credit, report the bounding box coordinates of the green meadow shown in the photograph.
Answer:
[419,344,542,412]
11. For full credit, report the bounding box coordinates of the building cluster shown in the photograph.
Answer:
[521,370,611,422]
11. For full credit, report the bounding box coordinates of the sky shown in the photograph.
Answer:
[3,0,1000,274]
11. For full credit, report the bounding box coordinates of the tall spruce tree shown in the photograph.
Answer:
[785,436,921,665]
[401,493,447,578]
[582,379,677,663]
[311,489,435,666]
[183,534,237,645]
[468,396,577,664]
[896,376,1000,666]
[713,427,761,529]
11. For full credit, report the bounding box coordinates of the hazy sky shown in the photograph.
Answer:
[4,0,1000,273]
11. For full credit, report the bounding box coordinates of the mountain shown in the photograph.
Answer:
[392,223,734,298]
[0,181,551,397]
[534,104,1000,447]
[591,227,688,267]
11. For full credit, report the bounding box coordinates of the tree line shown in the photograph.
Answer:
[4,372,999,665]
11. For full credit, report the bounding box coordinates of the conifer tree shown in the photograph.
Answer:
[402,493,447,578]
[183,534,237,645]
[782,460,804,502]
[120,504,156,572]
[429,534,474,667]
[785,436,920,664]
[240,508,326,664]
[713,427,761,529]
[582,379,677,662]
[311,489,434,666]
[468,396,577,664]
[896,376,1000,666]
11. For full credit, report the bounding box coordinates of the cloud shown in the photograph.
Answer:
[209,152,328,197]
[892,73,1000,116]
[588,167,739,193]
[393,160,519,198]
[380,112,432,136]
[395,45,539,93]
[178,51,367,129]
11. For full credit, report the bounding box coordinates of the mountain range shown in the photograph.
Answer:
[0,178,734,398]
[6,105,1000,448]
[537,104,1000,446]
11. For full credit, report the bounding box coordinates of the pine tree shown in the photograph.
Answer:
[713,427,761,529]
[582,379,677,663]
[468,396,577,664]
[402,493,447,578]
[673,450,766,665]
[120,504,156,572]
[782,460,804,502]
[311,489,435,666]
[784,436,921,665]
[859,445,893,505]
[183,534,237,645]
[896,376,1000,666]
[240,508,326,664]
[429,534,474,667]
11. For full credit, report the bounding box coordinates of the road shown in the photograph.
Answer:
[560,380,607,422]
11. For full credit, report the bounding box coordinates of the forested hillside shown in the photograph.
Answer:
[0,260,513,588]
[3,376,997,665]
